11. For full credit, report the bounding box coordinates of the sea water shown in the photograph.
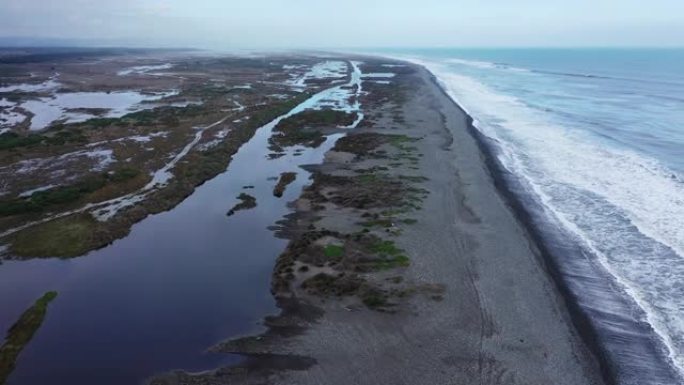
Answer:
[378,48,684,384]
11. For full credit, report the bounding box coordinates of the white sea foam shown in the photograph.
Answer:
[446,58,497,69]
[415,58,684,378]
[447,58,529,73]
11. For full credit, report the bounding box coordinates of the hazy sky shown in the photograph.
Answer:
[1,0,683,48]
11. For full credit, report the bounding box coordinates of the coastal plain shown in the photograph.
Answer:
[0,49,604,385]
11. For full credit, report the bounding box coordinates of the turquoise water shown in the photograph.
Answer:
[376,48,684,384]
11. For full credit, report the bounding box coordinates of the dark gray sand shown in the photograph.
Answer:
[153,62,604,385]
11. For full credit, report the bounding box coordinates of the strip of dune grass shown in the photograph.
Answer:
[368,240,410,270]
[0,291,58,384]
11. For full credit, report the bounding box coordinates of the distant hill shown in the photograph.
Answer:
[0,36,111,48]
[0,39,193,64]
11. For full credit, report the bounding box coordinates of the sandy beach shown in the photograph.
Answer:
[152,59,606,385]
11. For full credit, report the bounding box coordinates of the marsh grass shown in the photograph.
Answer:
[323,244,344,259]
[368,240,410,270]
[0,167,141,217]
[226,193,257,216]
[10,215,98,258]
[0,291,58,384]
[273,172,297,197]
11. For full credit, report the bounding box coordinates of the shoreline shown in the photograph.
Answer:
[2,52,678,385]
[418,62,683,384]
[154,57,605,385]
[421,68,616,385]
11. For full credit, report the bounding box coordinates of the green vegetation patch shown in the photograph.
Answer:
[331,132,387,155]
[367,240,410,270]
[301,273,364,297]
[42,129,88,146]
[399,175,428,183]
[82,105,205,130]
[323,244,344,259]
[388,134,421,153]
[0,168,142,217]
[0,132,45,150]
[360,288,388,309]
[10,214,99,258]
[0,291,58,385]
[226,193,257,216]
[248,94,310,130]
[273,172,297,198]
[356,173,379,184]
[359,218,394,228]
[370,254,410,270]
[306,169,424,211]
[269,109,356,151]
[0,130,87,150]
[330,133,421,160]
[108,167,141,183]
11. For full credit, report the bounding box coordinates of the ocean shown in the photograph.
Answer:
[377,48,684,384]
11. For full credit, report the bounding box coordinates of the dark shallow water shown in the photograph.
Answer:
[0,112,343,385]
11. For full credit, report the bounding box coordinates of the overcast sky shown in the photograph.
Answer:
[1,0,682,49]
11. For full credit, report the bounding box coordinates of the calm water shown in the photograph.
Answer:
[377,48,684,384]
[0,61,363,385]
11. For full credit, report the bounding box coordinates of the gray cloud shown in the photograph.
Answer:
[0,0,682,48]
